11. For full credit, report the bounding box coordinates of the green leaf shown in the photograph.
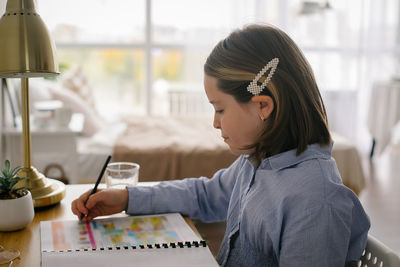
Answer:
[0,177,7,188]
[10,166,22,177]
[1,169,8,178]
[0,160,25,193]
[2,179,10,188]
[5,160,10,173]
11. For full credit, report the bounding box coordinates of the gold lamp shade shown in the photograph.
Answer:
[0,0,59,77]
[0,0,65,207]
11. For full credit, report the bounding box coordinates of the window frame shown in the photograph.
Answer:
[46,0,400,115]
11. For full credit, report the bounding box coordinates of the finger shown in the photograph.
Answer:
[81,215,91,223]
[78,188,101,211]
[85,206,102,222]
[71,200,80,216]
[76,197,89,216]
[85,212,97,222]
[72,200,86,220]
[73,190,92,215]
[79,189,93,201]
[71,200,85,221]
[85,191,105,209]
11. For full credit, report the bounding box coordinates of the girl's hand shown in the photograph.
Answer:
[71,188,129,222]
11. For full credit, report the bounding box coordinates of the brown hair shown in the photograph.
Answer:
[204,24,331,160]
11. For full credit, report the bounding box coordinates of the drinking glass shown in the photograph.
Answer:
[105,162,140,188]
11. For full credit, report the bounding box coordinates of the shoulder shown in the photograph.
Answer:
[256,153,353,214]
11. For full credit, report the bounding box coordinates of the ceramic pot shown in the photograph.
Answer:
[0,191,35,231]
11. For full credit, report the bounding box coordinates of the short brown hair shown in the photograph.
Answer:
[204,24,331,160]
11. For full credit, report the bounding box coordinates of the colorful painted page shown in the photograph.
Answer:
[40,213,200,251]
[40,213,218,267]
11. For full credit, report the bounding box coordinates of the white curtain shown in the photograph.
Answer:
[356,0,399,154]
[269,0,399,155]
[0,0,6,15]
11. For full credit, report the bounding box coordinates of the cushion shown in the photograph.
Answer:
[49,84,104,136]
[60,66,96,108]
[6,77,103,136]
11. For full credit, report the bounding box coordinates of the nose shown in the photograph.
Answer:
[213,114,221,129]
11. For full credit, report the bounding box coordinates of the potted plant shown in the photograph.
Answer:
[0,160,34,231]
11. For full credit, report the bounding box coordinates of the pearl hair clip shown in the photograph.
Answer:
[247,58,279,96]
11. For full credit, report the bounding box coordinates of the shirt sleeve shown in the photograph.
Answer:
[125,156,244,222]
[278,203,354,267]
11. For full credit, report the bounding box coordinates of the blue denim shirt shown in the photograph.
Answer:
[126,143,370,266]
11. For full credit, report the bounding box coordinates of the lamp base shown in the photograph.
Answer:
[18,166,66,207]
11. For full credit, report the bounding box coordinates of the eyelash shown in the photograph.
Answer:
[215,110,224,114]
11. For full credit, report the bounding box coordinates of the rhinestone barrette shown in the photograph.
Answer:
[247,58,279,96]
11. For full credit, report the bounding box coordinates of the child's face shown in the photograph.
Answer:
[204,75,265,156]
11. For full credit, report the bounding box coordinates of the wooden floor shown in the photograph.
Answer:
[359,146,400,255]
[194,146,400,257]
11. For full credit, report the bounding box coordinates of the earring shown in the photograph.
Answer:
[259,114,265,121]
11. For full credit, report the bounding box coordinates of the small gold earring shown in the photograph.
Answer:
[259,114,265,121]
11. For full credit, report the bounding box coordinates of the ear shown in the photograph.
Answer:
[251,95,274,120]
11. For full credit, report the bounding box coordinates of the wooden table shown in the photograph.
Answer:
[0,184,199,267]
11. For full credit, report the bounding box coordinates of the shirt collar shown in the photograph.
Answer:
[253,142,333,170]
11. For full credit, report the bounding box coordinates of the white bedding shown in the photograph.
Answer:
[74,120,366,195]
[75,122,126,183]
[331,133,366,194]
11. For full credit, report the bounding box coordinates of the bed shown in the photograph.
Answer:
[76,115,366,195]
[6,77,366,195]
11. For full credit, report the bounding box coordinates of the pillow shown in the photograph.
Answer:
[48,84,104,136]
[60,66,96,108]
[9,78,103,136]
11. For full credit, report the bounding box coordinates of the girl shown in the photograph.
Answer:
[72,24,370,266]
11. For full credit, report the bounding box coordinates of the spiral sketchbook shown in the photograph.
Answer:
[40,213,217,267]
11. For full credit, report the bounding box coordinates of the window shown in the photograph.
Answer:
[36,0,263,117]
[35,0,399,118]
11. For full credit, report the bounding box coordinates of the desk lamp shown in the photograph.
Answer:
[0,0,65,207]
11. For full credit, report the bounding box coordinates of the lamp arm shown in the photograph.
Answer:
[20,77,32,169]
